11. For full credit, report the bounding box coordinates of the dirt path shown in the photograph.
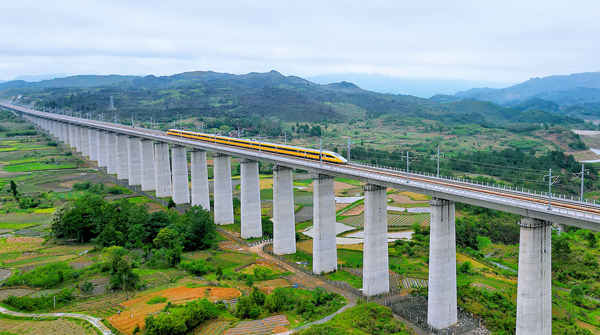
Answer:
[0,270,112,335]
[0,306,112,335]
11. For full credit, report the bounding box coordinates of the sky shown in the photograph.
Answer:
[1,0,599,84]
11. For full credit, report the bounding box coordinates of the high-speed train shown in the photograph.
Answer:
[166,129,348,164]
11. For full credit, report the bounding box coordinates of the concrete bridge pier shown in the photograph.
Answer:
[213,153,234,225]
[140,140,156,191]
[68,124,77,149]
[74,126,82,153]
[116,134,129,180]
[312,174,337,274]
[80,127,89,157]
[171,145,190,204]
[362,184,389,296]
[153,142,172,198]
[107,133,118,174]
[63,123,70,145]
[190,150,210,211]
[97,131,107,168]
[240,160,262,238]
[428,198,458,330]
[88,129,98,162]
[516,217,552,335]
[273,165,296,255]
[127,137,142,186]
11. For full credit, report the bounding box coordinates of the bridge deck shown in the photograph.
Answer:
[3,102,599,230]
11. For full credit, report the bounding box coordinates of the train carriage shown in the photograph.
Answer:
[166,129,348,164]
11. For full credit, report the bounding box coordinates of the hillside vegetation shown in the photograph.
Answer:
[1,70,591,128]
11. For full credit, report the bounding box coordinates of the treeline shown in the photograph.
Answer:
[345,145,596,195]
[52,194,216,266]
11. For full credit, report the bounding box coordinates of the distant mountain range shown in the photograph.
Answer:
[0,70,591,126]
[456,72,600,106]
[309,73,509,98]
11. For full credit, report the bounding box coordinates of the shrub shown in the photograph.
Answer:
[80,281,94,294]
[18,196,40,209]
[147,296,168,305]
[145,299,219,335]
[179,259,213,276]
[235,296,261,319]
[4,288,74,311]
[72,182,91,190]
[5,262,77,288]
[107,186,124,194]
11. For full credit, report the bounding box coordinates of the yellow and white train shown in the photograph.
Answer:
[166,129,348,164]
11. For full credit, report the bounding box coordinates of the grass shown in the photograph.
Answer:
[0,222,40,230]
[334,177,362,186]
[3,162,77,172]
[325,270,362,288]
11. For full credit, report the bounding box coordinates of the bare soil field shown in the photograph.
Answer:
[344,204,364,216]
[109,286,241,335]
[254,278,291,294]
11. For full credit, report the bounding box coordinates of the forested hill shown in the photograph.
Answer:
[0,70,585,126]
[456,71,600,106]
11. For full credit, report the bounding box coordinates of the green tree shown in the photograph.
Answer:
[172,206,215,250]
[235,296,261,319]
[106,246,139,297]
[51,194,105,243]
[153,228,183,266]
[9,180,18,199]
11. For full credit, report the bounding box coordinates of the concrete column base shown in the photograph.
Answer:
[313,174,337,274]
[241,160,262,238]
[191,150,210,211]
[428,198,457,329]
[516,218,552,335]
[273,165,296,255]
[171,146,190,204]
[362,184,389,296]
[153,142,172,198]
[214,154,234,224]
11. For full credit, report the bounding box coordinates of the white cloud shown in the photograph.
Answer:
[0,0,599,81]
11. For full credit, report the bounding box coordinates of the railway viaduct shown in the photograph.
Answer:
[3,101,600,334]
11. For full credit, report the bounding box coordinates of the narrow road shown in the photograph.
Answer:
[0,268,112,335]
[0,306,112,335]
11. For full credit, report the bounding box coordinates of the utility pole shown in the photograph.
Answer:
[574,163,587,202]
[319,138,323,164]
[544,168,560,210]
[347,138,351,161]
[436,145,440,178]
[406,151,410,173]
